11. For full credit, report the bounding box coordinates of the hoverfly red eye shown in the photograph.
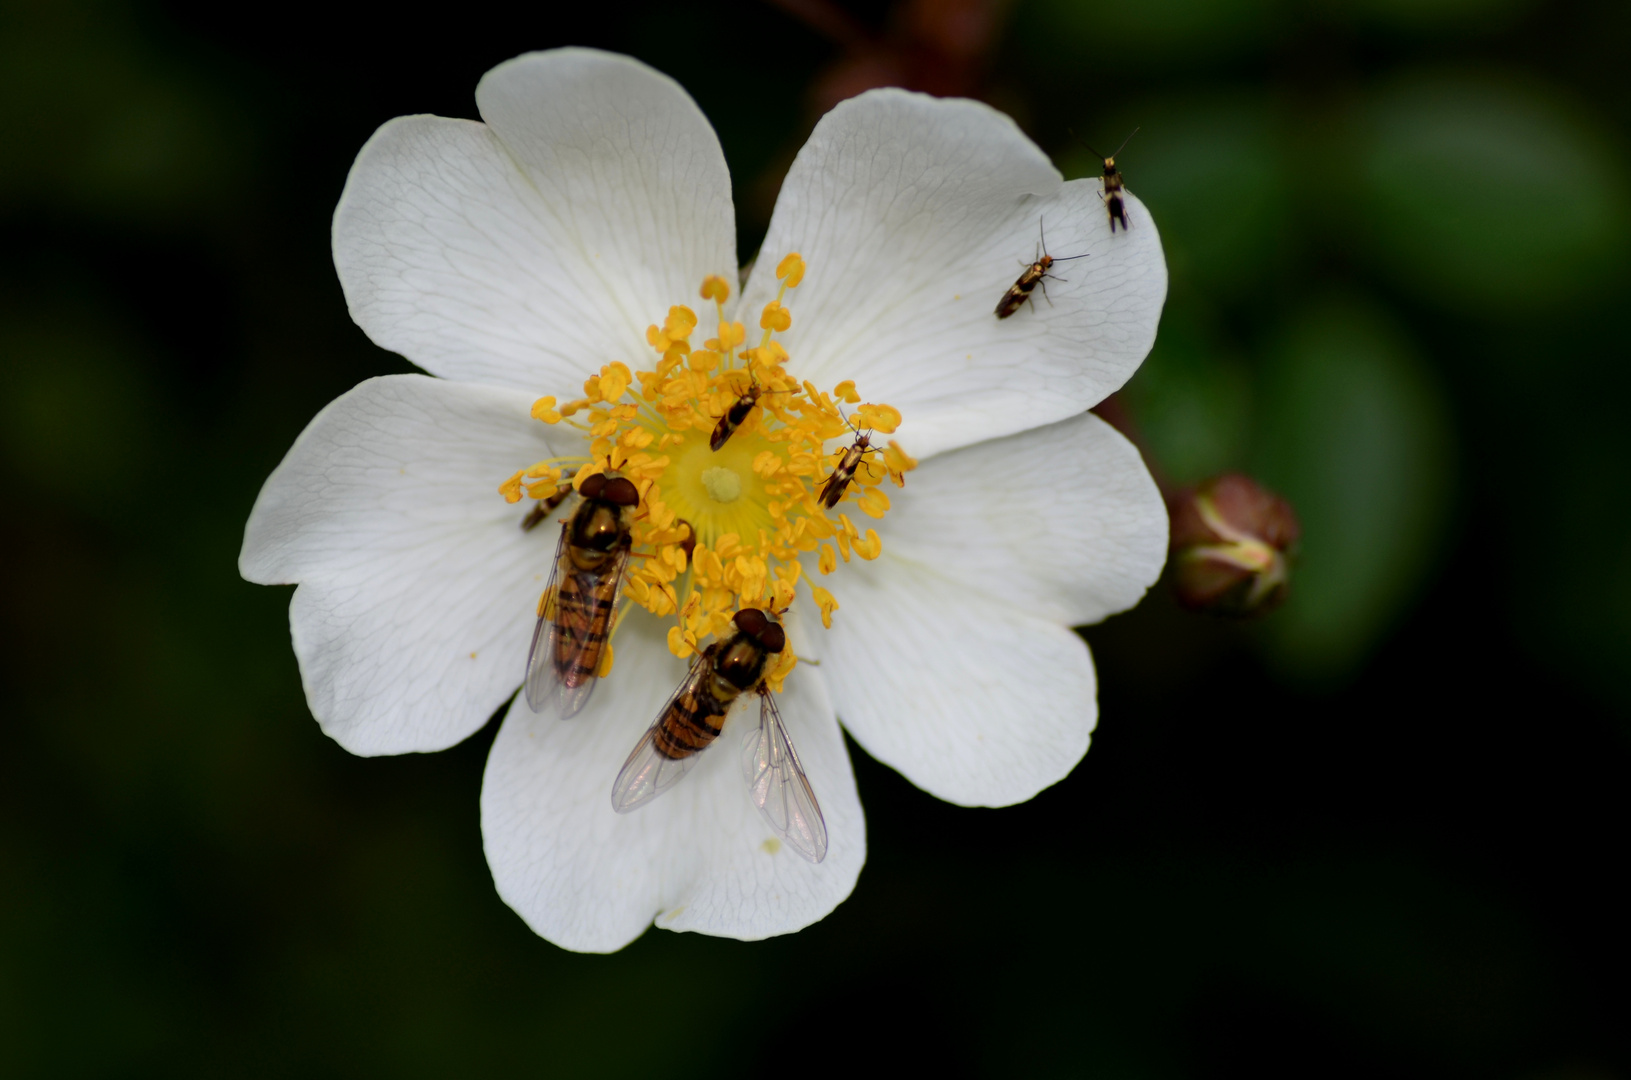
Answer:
[599,476,640,507]
[578,473,607,500]
[756,622,786,653]
[733,608,768,637]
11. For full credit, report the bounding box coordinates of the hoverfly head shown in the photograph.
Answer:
[598,476,640,507]
[732,607,787,653]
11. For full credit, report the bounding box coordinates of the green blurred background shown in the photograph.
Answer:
[2,0,1628,1075]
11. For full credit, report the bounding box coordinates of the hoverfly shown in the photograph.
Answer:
[994,217,1089,319]
[710,376,786,452]
[1077,128,1139,233]
[523,471,639,718]
[611,607,827,863]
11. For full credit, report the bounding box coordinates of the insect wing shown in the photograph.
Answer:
[741,689,828,863]
[524,529,627,719]
[523,520,570,713]
[817,469,845,509]
[610,658,716,812]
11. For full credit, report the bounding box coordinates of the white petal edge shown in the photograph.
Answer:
[877,409,1168,627]
[333,48,736,393]
[819,557,1098,807]
[481,611,864,952]
[743,88,1168,459]
[240,375,574,755]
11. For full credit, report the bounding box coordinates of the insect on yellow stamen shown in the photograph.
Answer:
[503,254,917,679]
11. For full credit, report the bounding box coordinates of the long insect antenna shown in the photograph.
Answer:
[1108,127,1140,161]
[1067,126,1105,161]
[1069,126,1139,163]
[835,404,860,438]
[835,404,874,444]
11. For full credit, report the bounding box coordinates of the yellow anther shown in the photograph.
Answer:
[500,255,917,666]
[764,647,797,694]
[596,643,615,677]
[858,487,890,518]
[776,252,806,288]
[537,585,556,618]
[809,584,839,628]
[760,301,792,333]
[671,305,699,334]
[884,440,918,484]
[571,463,606,490]
[525,479,560,499]
[707,609,736,639]
[856,403,902,434]
[499,469,526,504]
[596,362,632,402]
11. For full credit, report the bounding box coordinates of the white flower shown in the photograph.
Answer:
[239,48,1169,952]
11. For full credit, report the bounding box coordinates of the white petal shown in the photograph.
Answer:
[820,557,1098,807]
[333,48,736,393]
[879,410,1168,627]
[482,613,864,952]
[240,375,573,755]
[743,88,1168,459]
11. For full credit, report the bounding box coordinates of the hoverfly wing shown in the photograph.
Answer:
[523,520,570,714]
[610,724,706,812]
[524,532,628,719]
[741,688,828,863]
[610,656,712,812]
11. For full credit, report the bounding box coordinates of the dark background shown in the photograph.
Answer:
[2,0,1628,1075]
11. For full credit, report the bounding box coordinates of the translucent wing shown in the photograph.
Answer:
[611,656,721,812]
[523,521,570,713]
[524,522,628,719]
[741,688,828,863]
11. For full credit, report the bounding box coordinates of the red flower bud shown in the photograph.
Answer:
[1169,473,1300,617]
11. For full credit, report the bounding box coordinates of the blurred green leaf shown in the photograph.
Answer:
[1341,0,1534,34]
[0,308,158,504]
[1120,301,1252,486]
[1015,0,1276,70]
[0,0,253,222]
[1354,72,1630,315]
[1252,295,1455,681]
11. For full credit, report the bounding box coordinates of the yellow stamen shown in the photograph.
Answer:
[776,253,806,287]
[501,255,918,671]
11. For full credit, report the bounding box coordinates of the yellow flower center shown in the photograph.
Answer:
[497,254,920,683]
[699,466,743,504]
